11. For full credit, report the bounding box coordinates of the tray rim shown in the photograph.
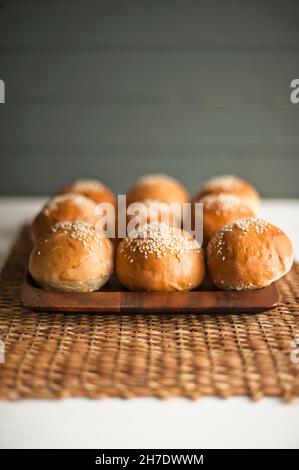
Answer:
[21,272,281,314]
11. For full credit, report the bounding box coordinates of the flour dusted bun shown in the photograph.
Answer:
[29,221,114,292]
[207,218,294,290]
[57,178,116,207]
[194,175,260,212]
[199,193,255,245]
[116,223,205,291]
[31,193,98,242]
[126,174,189,206]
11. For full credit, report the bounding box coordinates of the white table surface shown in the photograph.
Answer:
[0,197,298,449]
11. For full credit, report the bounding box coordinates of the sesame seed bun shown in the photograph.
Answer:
[194,175,260,212]
[116,223,205,292]
[29,221,114,292]
[207,218,294,290]
[31,193,98,243]
[126,174,189,206]
[57,178,116,208]
[199,193,255,245]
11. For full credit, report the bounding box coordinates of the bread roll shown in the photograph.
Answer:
[199,193,255,245]
[126,198,182,231]
[116,223,205,291]
[194,175,260,212]
[29,221,114,292]
[57,178,116,208]
[126,174,189,206]
[31,193,98,242]
[207,218,294,290]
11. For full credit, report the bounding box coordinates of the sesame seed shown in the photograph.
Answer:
[122,223,201,262]
[208,218,273,257]
[51,220,101,246]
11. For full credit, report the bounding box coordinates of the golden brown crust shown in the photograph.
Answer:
[199,193,255,245]
[126,174,190,206]
[57,178,116,208]
[207,218,294,290]
[29,221,114,292]
[31,193,98,242]
[116,223,205,291]
[194,175,260,212]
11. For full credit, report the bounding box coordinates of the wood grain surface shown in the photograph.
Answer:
[21,272,280,314]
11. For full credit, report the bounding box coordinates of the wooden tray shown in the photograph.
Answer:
[21,272,280,314]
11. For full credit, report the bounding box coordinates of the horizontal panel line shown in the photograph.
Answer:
[2,104,295,109]
[1,50,299,57]
[2,104,299,111]
[2,92,296,108]
[4,0,299,3]
[3,0,299,4]
[1,43,299,54]
[1,143,299,159]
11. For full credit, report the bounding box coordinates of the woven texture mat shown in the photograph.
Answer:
[0,227,299,401]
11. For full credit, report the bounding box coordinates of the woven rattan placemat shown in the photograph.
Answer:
[0,227,298,401]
